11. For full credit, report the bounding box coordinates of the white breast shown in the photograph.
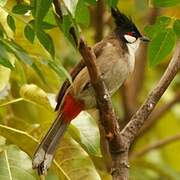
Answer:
[72,40,140,108]
[126,38,140,72]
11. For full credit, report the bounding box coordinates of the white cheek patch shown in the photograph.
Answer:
[124,35,136,43]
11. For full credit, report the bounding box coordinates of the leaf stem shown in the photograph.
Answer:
[0,98,23,107]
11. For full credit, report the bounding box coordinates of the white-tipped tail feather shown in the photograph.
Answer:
[32,113,69,175]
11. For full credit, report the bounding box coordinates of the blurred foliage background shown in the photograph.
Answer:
[0,0,180,179]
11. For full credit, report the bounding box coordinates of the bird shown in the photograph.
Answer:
[32,7,149,174]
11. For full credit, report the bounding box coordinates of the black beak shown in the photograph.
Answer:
[140,36,150,42]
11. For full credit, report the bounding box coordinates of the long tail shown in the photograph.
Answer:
[32,113,69,175]
[32,94,84,175]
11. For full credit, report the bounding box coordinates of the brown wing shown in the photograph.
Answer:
[55,40,108,111]
[55,61,85,110]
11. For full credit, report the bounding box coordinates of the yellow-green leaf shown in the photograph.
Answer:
[70,111,101,157]
[19,84,54,111]
[152,0,180,7]
[55,133,101,180]
[0,125,70,180]
[148,29,176,66]
[0,66,10,99]
[0,145,36,180]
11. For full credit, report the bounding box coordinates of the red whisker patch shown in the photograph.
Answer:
[127,32,133,36]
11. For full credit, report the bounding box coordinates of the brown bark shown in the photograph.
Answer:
[121,40,180,145]
[77,40,180,180]
[53,2,180,179]
[78,39,128,179]
[94,0,105,42]
[138,91,180,136]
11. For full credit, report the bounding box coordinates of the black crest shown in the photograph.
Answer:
[111,8,141,38]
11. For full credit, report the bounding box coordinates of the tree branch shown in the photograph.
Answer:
[53,2,180,179]
[121,40,180,145]
[130,134,180,158]
[79,39,128,179]
[129,8,160,102]
[78,39,119,138]
[138,91,180,136]
[121,8,160,121]
[52,2,125,179]
[93,0,105,42]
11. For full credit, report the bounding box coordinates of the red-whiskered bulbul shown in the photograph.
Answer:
[32,8,149,174]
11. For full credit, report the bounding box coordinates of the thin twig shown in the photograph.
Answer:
[93,0,105,42]
[52,2,180,180]
[112,41,180,180]
[131,134,180,158]
[138,91,180,136]
[52,2,121,178]
[121,40,180,145]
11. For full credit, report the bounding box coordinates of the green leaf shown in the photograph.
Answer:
[7,15,16,32]
[0,22,7,37]
[0,23,5,37]
[54,134,101,180]
[56,14,80,47]
[144,16,171,39]
[0,39,33,65]
[173,19,180,37]
[31,63,46,83]
[0,29,3,37]
[12,3,32,14]
[75,0,90,27]
[0,39,46,80]
[157,16,171,27]
[0,44,14,94]
[24,24,35,43]
[36,30,55,58]
[32,0,53,22]
[43,7,57,26]
[152,0,180,7]
[0,125,70,179]
[69,111,101,157]
[0,58,14,69]
[19,84,54,111]
[58,15,72,35]
[14,50,33,65]
[47,59,72,84]
[40,21,56,29]
[0,44,14,69]
[148,29,176,66]
[0,145,36,180]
